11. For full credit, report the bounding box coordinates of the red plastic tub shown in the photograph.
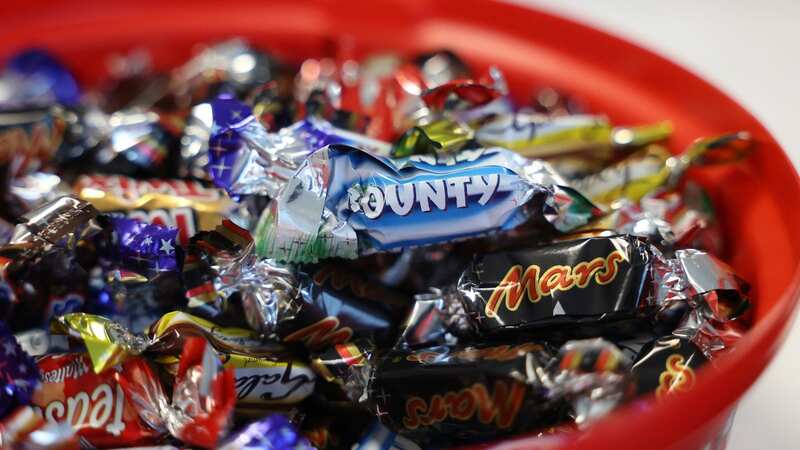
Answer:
[0,1,798,449]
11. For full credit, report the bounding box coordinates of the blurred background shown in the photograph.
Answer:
[521,1,800,448]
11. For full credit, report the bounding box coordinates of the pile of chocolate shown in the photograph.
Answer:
[0,41,753,449]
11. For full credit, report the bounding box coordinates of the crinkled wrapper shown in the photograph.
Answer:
[255,145,601,263]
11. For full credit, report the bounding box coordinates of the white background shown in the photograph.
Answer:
[517,1,800,449]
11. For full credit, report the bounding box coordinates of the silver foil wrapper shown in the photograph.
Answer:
[10,195,100,248]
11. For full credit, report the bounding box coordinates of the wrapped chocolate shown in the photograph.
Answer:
[100,217,180,277]
[171,39,280,107]
[52,310,285,372]
[219,414,313,450]
[256,145,601,263]
[0,322,39,417]
[155,350,316,408]
[207,95,391,199]
[631,335,706,398]
[0,106,67,184]
[74,174,236,244]
[312,339,629,445]
[1,197,102,330]
[0,49,80,107]
[88,107,179,179]
[571,132,751,206]
[475,113,672,177]
[391,118,474,158]
[0,406,78,450]
[352,421,421,450]
[10,196,99,249]
[184,220,405,348]
[52,309,318,408]
[442,234,749,340]
[576,181,723,254]
[30,337,234,448]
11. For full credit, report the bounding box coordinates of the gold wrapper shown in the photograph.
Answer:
[51,313,149,374]
[74,174,235,244]
[570,132,751,207]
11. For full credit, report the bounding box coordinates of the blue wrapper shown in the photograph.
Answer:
[354,421,421,450]
[219,414,314,450]
[208,95,391,198]
[255,145,600,262]
[2,49,80,107]
[0,321,39,418]
[108,217,180,276]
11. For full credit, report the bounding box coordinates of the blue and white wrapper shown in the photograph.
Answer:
[208,94,391,199]
[218,414,313,450]
[354,421,421,450]
[255,145,600,263]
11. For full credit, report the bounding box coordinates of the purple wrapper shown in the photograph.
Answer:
[219,414,314,450]
[0,321,39,418]
[110,216,180,276]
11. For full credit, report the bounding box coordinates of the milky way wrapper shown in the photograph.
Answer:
[74,174,236,244]
[255,145,601,263]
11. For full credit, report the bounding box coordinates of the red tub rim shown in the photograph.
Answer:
[0,1,798,449]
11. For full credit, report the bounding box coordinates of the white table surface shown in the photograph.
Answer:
[515,1,800,449]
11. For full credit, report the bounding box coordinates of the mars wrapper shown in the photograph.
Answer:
[255,145,601,263]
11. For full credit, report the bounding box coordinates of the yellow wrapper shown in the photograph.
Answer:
[51,311,282,373]
[571,132,751,207]
[148,311,279,356]
[571,145,673,207]
[74,174,235,244]
[51,313,148,374]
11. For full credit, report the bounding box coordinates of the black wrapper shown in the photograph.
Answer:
[312,341,572,446]
[457,235,653,339]
[280,263,407,349]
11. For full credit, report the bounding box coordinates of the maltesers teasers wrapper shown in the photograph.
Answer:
[30,337,235,448]
[255,145,601,263]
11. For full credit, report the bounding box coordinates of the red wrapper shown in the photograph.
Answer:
[31,337,235,448]
[32,354,163,447]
